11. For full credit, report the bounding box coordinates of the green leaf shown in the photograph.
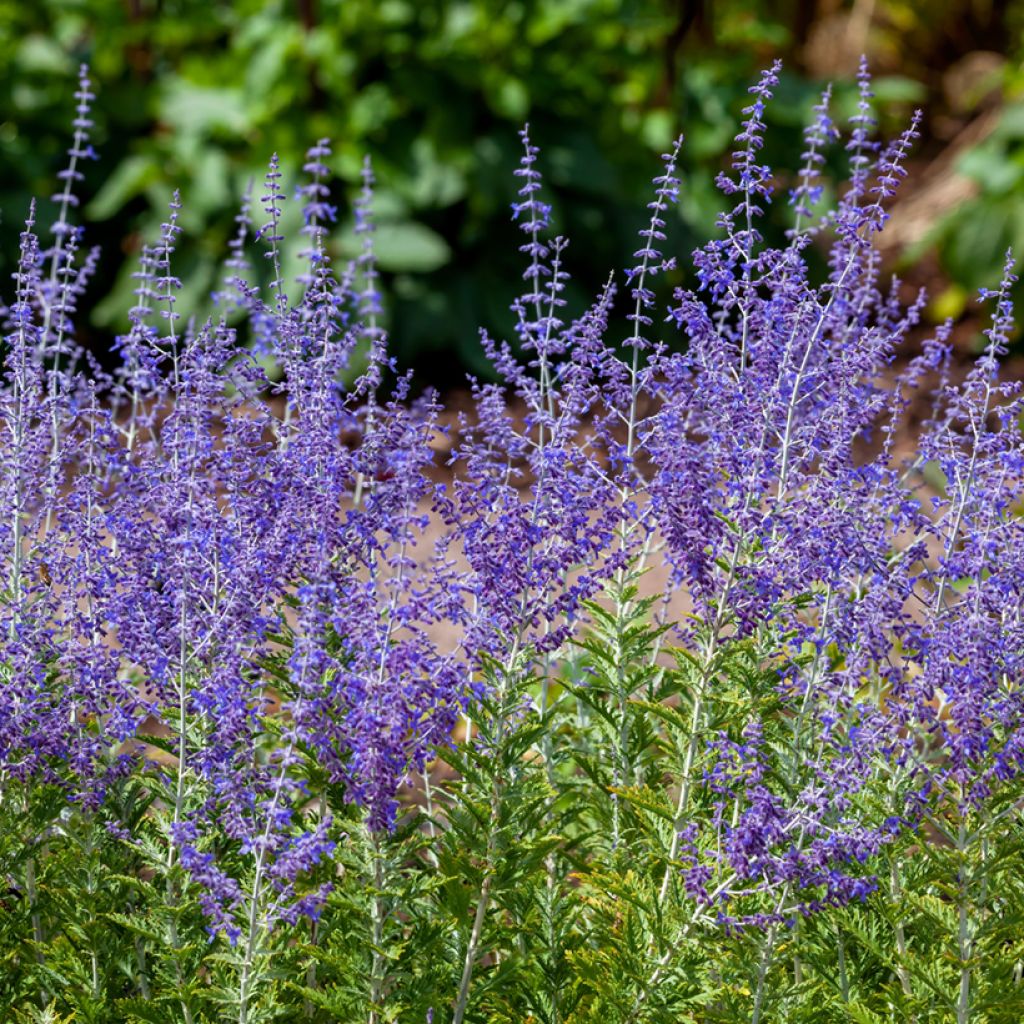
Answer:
[86,155,161,220]
[370,221,452,273]
[16,35,72,75]
[158,79,248,137]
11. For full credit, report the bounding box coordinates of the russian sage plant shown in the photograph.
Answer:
[1,59,1024,1024]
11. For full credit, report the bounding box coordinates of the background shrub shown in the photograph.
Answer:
[2,0,1023,380]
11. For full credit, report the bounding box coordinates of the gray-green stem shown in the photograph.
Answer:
[837,928,849,1003]
[956,800,972,1024]
[890,858,913,999]
[368,835,388,1024]
[451,652,517,1024]
[751,920,781,1024]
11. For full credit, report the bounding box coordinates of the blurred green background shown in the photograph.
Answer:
[1,0,1022,383]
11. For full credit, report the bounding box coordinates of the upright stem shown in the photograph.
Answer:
[453,855,496,1024]
[301,793,328,1017]
[750,881,794,1024]
[751,922,779,1024]
[165,906,195,1024]
[132,903,151,1000]
[956,802,972,1024]
[369,835,387,1024]
[657,535,745,905]
[422,767,440,868]
[890,858,913,998]
[538,647,562,1024]
[237,851,267,1024]
[83,825,101,1001]
[171,609,189,859]
[837,928,849,1003]
[7,312,45,1004]
[451,656,516,1024]
[610,562,632,850]
[303,916,320,1018]
[236,679,312,1024]
[235,642,316,1024]
[23,852,47,1008]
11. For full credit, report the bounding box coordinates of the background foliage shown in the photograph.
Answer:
[0,0,1022,380]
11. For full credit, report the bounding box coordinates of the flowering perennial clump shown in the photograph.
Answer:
[1,62,1024,1024]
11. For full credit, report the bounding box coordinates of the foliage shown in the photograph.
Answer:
[926,67,1024,316]
[0,0,942,380]
[3,57,1024,1024]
